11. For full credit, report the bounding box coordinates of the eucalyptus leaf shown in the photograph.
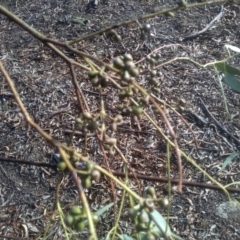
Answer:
[105,235,110,240]
[224,72,240,93]
[215,63,240,93]
[221,152,239,170]
[149,210,184,239]
[95,202,114,217]
[132,204,183,239]
[71,16,89,25]
[119,234,136,240]
[225,44,240,54]
[215,62,240,76]
[85,202,113,226]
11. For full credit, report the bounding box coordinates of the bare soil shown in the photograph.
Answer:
[0,0,240,239]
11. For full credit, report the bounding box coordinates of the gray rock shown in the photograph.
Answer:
[215,201,240,222]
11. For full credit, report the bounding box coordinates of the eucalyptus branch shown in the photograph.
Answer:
[114,145,142,191]
[130,84,183,193]
[0,5,116,72]
[69,63,85,112]
[112,173,127,239]
[153,56,233,70]
[151,94,199,149]
[58,148,97,240]
[94,165,142,202]
[129,80,231,198]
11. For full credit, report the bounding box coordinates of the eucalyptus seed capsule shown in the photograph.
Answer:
[143,23,151,33]
[147,186,156,198]
[100,76,108,88]
[177,0,187,7]
[146,232,156,240]
[146,55,152,62]
[144,198,155,211]
[86,162,94,172]
[82,177,92,188]
[87,121,98,131]
[115,114,123,122]
[91,76,99,86]
[91,170,101,181]
[150,77,158,86]
[113,34,122,42]
[136,222,148,231]
[106,29,115,37]
[125,87,133,97]
[124,60,135,70]
[123,53,133,62]
[111,122,117,132]
[140,31,147,41]
[57,161,67,171]
[113,57,125,69]
[65,215,74,226]
[128,67,139,77]
[128,208,138,220]
[165,11,174,17]
[158,197,169,208]
[138,211,148,223]
[132,106,143,117]
[119,90,127,100]
[92,214,100,224]
[150,70,157,77]
[71,206,82,215]
[122,70,131,81]
[75,221,85,231]
[88,70,98,79]
[179,98,187,106]
[82,112,92,120]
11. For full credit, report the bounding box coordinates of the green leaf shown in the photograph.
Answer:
[224,72,240,93]
[95,202,114,217]
[215,62,240,76]
[71,16,89,25]
[215,63,240,93]
[128,205,184,239]
[119,234,136,240]
[149,209,172,237]
[221,152,239,170]
[150,210,184,239]
[130,204,183,239]
[85,202,113,226]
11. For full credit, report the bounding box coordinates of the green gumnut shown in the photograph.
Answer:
[65,215,74,226]
[82,176,92,188]
[75,220,85,231]
[88,70,98,79]
[57,161,67,171]
[132,106,143,117]
[71,206,82,215]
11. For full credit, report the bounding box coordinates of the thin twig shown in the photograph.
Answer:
[66,0,226,45]
[183,5,224,41]
[69,63,85,113]
[199,97,240,147]
[1,157,240,193]
[131,83,183,193]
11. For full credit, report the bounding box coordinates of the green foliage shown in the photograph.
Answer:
[65,203,114,231]
[215,62,240,93]
[221,152,239,170]
[1,2,238,240]
[124,203,183,240]
[214,44,240,118]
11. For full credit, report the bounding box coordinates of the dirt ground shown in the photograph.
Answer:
[0,0,240,239]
